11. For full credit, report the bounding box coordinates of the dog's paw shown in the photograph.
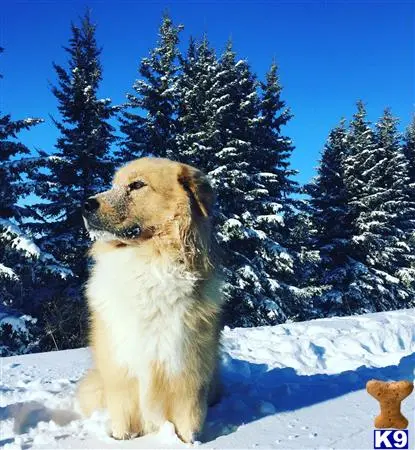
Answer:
[111,432,129,440]
[110,428,138,440]
[177,429,198,444]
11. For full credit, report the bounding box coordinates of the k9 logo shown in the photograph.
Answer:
[374,430,408,449]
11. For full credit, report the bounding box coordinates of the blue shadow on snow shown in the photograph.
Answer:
[201,351,415,441]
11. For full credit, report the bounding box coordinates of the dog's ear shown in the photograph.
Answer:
[178,164,215,218]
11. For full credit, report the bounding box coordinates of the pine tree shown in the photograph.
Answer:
[307,121,350,257]
[258,62,298,202]
[175,36,218,168]
[32,12,118,279]
[0,111,42,355]
[23,13,118,350]
[402,117,415,289]
[256,63,321,321]
[372,109,415,288]
[306,121,356,315]
[403,116,415,193]
[177,41,302,326]
[119,15,183,162]
[403,116,415,250]
[210,43,276,326]
[343,103,413,312]
[0,48,71,355]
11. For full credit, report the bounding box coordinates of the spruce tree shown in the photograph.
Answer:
[0,48,71,355]
[307,121,350,258]
[32,12,117,279]
[0,111,42,355]
[403,116,415,207]
[306,121,356,315]
[177,41,302,326]
[24,13,118,350]
[258,62,298,202]
[403,116,415,191]
[256,63,322,321]
[209,43,276,326]
[344,103,413,312]
[373,110,415,288]
[176,36,218,168]
[402,117,415,255]
[119,15,183,162]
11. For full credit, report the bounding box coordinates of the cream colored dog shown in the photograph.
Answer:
[77,157,222,442]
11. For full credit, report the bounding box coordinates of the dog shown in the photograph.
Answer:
[76,157,222,442]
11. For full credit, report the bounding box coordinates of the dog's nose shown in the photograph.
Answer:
[84,197,100,213]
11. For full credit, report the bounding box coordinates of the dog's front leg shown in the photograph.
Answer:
[171,382,208,443]
[105,378,142,440]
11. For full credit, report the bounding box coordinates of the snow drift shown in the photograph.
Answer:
[1,309,414,449]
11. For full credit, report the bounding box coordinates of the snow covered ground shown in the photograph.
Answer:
[1,309,414,449]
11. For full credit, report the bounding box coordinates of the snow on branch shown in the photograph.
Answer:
[0,219,73,279]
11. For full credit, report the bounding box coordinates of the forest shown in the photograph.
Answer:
[1,12,414,356]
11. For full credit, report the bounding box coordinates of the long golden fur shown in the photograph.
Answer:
[76,157,222,442]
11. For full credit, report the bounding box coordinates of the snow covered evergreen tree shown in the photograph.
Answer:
[175,36,218,168]
[258,62,298,202]
[0,111,42,355]
[256,63,322,321]
[308,105,415,317]
[372,109,415,288]
[208,43,278,326]
[31,12,117,279]
[306,121,356,315]
[343,103,414,312]
[0,48,72,355]
[23,13,118,350]
[403,117,415,207]
[119,15,183,162]
[402,117,415,255]
[307,121,350,261]
[177,41,303,326]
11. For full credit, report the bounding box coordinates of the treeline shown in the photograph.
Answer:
[0,13,414,355]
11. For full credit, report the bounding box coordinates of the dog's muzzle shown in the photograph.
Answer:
[82,195,142,241]
[83,214,142,242]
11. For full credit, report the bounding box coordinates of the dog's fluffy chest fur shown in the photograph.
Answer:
[87,247,197,376]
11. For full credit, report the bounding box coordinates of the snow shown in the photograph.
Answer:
[223,218,242,229]
[0,219,73,279]
[216,104,231,114]
[0,219,40,258]
[235,59,246,68]
[0,314,35,334]
[208,165,227,177]
[0,313,38,355]
[256,172,279,179]
[0,263,18,280]
[1,155,56,170]
[257,214,284,225]
[1,309,414,449]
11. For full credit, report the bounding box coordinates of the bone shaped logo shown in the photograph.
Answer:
[366,379,413,429]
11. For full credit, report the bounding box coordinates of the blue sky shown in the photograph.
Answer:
[1,0,413,184]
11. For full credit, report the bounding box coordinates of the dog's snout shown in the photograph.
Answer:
[84,197,100,213]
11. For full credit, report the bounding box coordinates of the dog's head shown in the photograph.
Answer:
[83,158,215,269]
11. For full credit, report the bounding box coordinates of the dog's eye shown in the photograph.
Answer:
[128,180,146,191]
